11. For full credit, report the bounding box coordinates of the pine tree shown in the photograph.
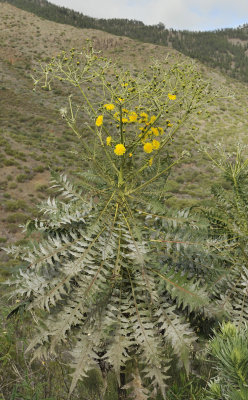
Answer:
[205,322,248,400]
[200,145,248,326]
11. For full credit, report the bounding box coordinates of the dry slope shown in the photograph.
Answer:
[1,3,248,275]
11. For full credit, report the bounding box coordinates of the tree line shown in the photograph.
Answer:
[2,0,248,81]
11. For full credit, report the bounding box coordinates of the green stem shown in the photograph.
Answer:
[86,124,119,175]
[78,84,96,115]
[118,165,124,187]
[159,112,188,152]
[129,157,183,195]
[119,105,124,144]
[77,84,120,176]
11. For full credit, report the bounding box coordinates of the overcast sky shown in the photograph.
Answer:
[48,0,248,31]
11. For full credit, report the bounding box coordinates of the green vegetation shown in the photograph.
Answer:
[206,322,248,399]
[4,199,27,211]
[1,4,248,399]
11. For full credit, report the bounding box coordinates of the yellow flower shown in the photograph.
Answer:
[143,142,153,154]
[167,123,173,127]
[122,118,129,123]
[129,112,138,122]
[140,112,148,118]
[140,112,148,121]
[149,157,154,166]
[168,93,176,100]
[104,104,115,111]
[150,115,157,123]
[122,82,128,87]
[114,144,126,155]
[96,115,103,127]
[114,112,120,121]
[158,127,164,135]
[151,127,159,136]
[129,153,133,157]
[118,97,124,103]
[122,108,129,113]
[152,139,160,150]
[106,136,112,146]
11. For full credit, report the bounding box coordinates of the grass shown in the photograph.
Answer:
[0,293,122,399]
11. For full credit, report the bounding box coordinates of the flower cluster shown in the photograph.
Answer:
[95,102,174,158]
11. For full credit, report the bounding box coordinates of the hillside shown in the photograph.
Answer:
[2,0,248,82]
[1,2,248,276]
[2,3,248,398]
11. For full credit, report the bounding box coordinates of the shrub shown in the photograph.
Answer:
[3,158,17,166]
[35,183,48,192]
[33,165,45,173]
[16,173,29,183]
[6,213,28,224]
[8,182,17,189]
[4,199,27,212]
[200,145,248,325]
[206,323,248,399]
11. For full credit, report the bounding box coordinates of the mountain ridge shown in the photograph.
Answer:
[2,0,248,82]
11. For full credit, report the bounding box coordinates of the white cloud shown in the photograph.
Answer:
[49,0,248,30]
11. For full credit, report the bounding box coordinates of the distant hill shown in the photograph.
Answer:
[1,2,248,274]
[1,0,248,82]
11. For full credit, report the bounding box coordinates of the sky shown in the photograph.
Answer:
[48,0,248,31]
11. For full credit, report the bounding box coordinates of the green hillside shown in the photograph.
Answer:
[2,0,248,82]
[1,3,248,399]
[1,2,248,261]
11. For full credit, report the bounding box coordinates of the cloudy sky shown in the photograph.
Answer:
[49,0,248,31]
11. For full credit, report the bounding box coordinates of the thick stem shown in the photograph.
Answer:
[118,165,124,187]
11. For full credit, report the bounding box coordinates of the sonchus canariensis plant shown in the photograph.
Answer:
[5,44,217,398]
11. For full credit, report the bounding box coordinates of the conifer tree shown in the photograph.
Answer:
[206,322,248,400]
[201,145,248,325]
